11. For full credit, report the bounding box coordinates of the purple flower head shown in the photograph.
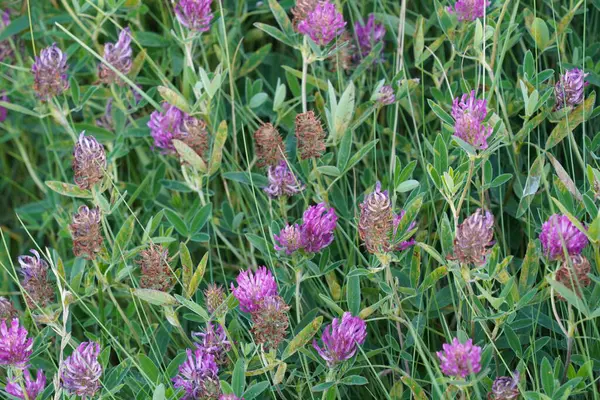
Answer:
[393,210,417,251]
[377,85,395,105]
[0,92,7,122]
[5,369,46,400]
[448,0,490,22]
[540,214,588,260]
[264,161,305,198]
[0,318,33,368]
[489,371,520,400]
[231,267,278,313]
[73,132,107,190]
[173,348,219,400]
[148,102,186,153]
[17,249,55,309]
[437,337,482,378]
[313,312,367,367]
[193,322,231,365]
[354,14,385,60]
[300,202,338,253]
[297,0,346,46]
[274,224,303,255]
[32,43,69,99]
[555,68,589,110]
[98,27,133,84]
[451,90,492,150]
[175,0,214,33]
[60,341,102,397]
[148,102,208,158]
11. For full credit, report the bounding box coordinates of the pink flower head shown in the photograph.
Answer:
[175,0,214,33]
[148,102,186,153]
[264,161,305,198]
[5,369,46,400]
[555,68,589,110]
[448,0,490,22]
[172,348,219,400]
[451,90,492,150]
[313,312,367,367]
[193,322,231,365]
[377,85,395,105]
[540,214,588,260]
[437,337,482,378]
[60,342,102,397]
[231,267,278,313]
[297,0,346,46]
[0,318,33,369]
[274,224,303,255]
[300,202,338,253]
[354,14,385,60]
[98,27,133,84]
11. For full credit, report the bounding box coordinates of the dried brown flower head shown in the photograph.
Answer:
[0,296,17,320]
[291,0,319,30]
[251,295,290,350]
[449,209,495,265]
[555,255,591,300]
[73,132,107,190]
[18,250,55,309]
[70,206,103,260]
[180,117,210,160]
[137,244,174,292]
[358,182,394,254]
[295,111,326,160]
[330,30,353,71]
[254,123,286,168]
[204,283,226,315]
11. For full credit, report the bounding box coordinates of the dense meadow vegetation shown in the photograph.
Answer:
[1,0,600,398]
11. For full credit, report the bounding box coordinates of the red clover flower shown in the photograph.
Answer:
[300,202,338,253]
[313,312,367,367]
[172,348,220,400]
[61,342,102,398]
[449,209,495,265]
[0,318,33,369]
[354,14,385,61]
[5,369,46,400]
[73,132,107,190]
[555,68,588,110]
[297,0,346,46]
[18,249,55,309]
[448,0,490,22]
[437,337,482,378]
[263,161,305,198]
[451,90,492,150]
[98,27,133,85]
[231,267,278,313]
[69,205,103,260]
[540,214,588,260]
[32,43,69,99]
[175,0,214,33]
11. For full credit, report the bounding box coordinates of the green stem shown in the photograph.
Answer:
[295,267,303,323]
[301,42,309,113]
